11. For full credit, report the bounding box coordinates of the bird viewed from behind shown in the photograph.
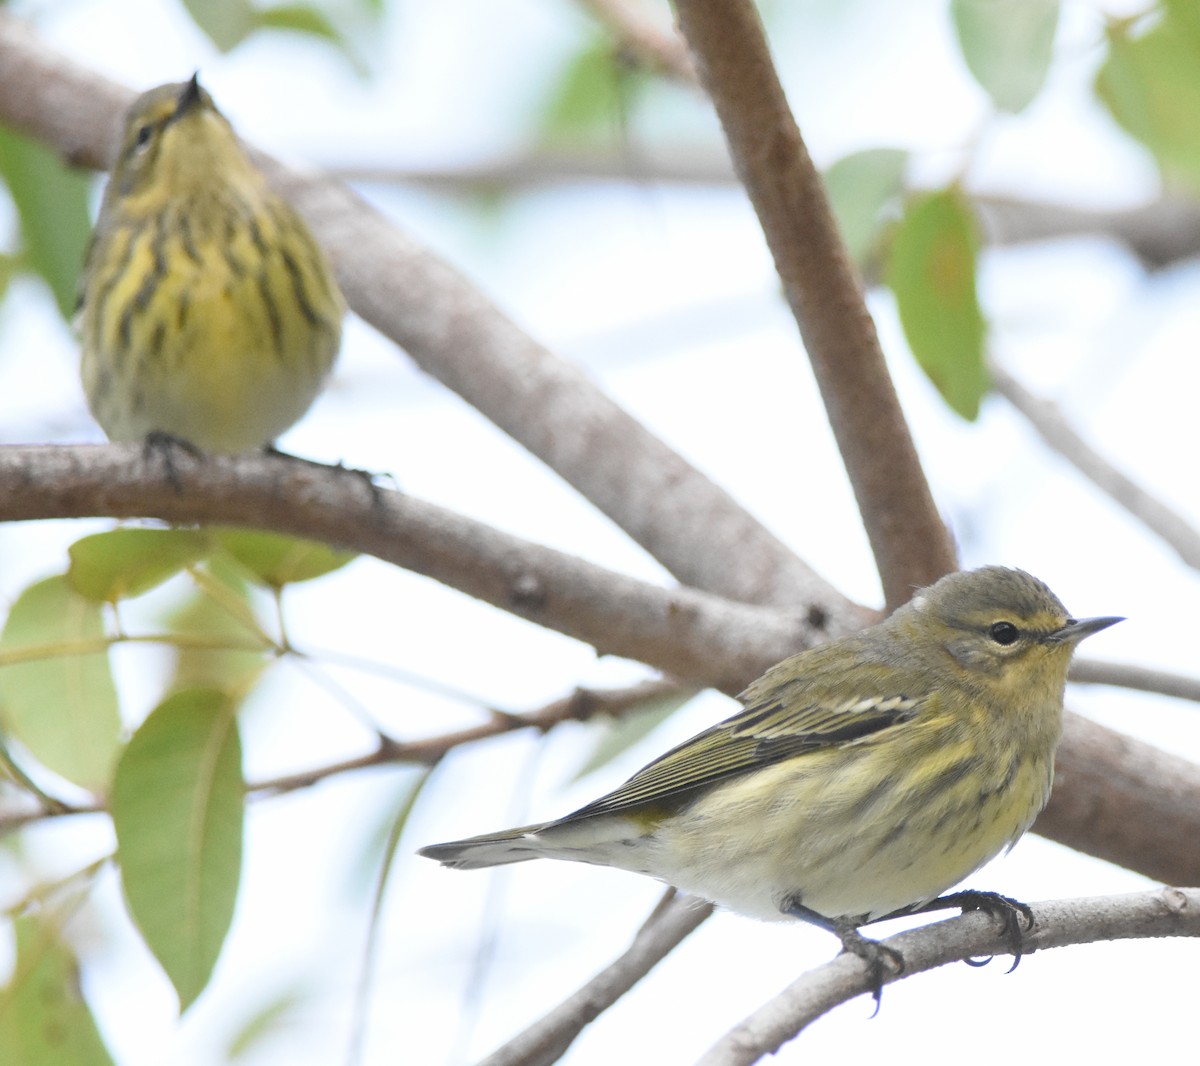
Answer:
[77,74,344,454]
[421,567,1121,989]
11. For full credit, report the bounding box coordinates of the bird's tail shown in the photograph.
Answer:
[418,824,549,869]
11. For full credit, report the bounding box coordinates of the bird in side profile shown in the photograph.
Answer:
[77,74,344,454]
[420,566,1121,997]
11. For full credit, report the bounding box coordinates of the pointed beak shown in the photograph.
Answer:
[1049,615,1123,645]
[174,73,204,119]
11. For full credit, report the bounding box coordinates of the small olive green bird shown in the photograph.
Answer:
[421,567,1120,978]
[77,75,343,453]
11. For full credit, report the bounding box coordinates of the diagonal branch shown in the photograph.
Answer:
[0,444,814,694]
[697,888,1200,1065]
[991,360,1200,571]
[671,0,957,608]
[479,891,712,1066]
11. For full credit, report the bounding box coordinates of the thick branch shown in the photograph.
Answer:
[0,13,844,618]
[0,445,812,694]
[698,888,1200,1065]
[671,0,957,608]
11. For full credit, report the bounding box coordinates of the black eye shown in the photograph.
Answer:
[133,123,154,151]
[989,621,1020,646]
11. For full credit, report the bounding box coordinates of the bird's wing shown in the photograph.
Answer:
[557,682,924,823]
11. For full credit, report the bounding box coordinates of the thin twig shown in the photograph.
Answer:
[670,0,957,608]
[990,360,1200,570]
[1070,657,1200,704]
[578,0,698,83]
[479,891,713,1066]
[697,888,1200,1066]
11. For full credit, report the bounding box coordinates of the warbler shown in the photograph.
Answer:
[77,75,343,453]
[421,567,1120,983]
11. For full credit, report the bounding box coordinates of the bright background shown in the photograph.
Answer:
[1,0,1197,1063]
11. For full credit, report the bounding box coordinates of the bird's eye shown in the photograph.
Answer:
[989,621,1020,646]
[133,124,154,151]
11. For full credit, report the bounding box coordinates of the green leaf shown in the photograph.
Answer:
[573,688,697,781]
[112,689,244,1010]
[0,913,115,1066]
[1096,11,1200,194]
[541,36,646,142]
[887,188,988,421]
[823,148,908,266]
[0,127,91,320]
[214,529,356,588]
[225,986,309,1061]
[163,556,270,696]
[181,0,256,51]
[952,0,1060,113]
[0,576,120,792]
[67,528,213,604]
[253,2,340,41]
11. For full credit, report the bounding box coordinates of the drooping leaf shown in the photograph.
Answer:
[952,0,1060,113]
[67,528,213,604]
[112,689,244,1010]
[0,576,120,792]
[1096,11,1200,194]
[823,148,908,267]
[887,188,988,420]
[213,528,356,588]
[0,127,92,320]
[0,913,115,1066]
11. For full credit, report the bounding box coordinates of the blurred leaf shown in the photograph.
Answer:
[164,556,270,696]
[0,576,120,792]
[225,986,309,1062]
[0,913,115,1066]
[181,0,255,51]
[952,0,1059,113]
[213,528,356,588]
[573,688,697,780]
[886,188,987,421]
[541,36,647,142]
[0,127,91,320]
[253,2,339,40]
[348,767,434,1058]
[823,148,908,266]
[112,689,244,1011]
[1097,10,1200,194]
[67,528,213,604]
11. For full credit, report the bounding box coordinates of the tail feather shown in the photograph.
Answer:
[418,824,547,870]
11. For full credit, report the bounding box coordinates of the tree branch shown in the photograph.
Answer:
[480,891,713,1066]
[671,0,957,608]
[697,888,1200,1065]
[0,445,813,694]
[1070,657,1200,704]
[991,360,1200,571]
[577,0,698,83]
